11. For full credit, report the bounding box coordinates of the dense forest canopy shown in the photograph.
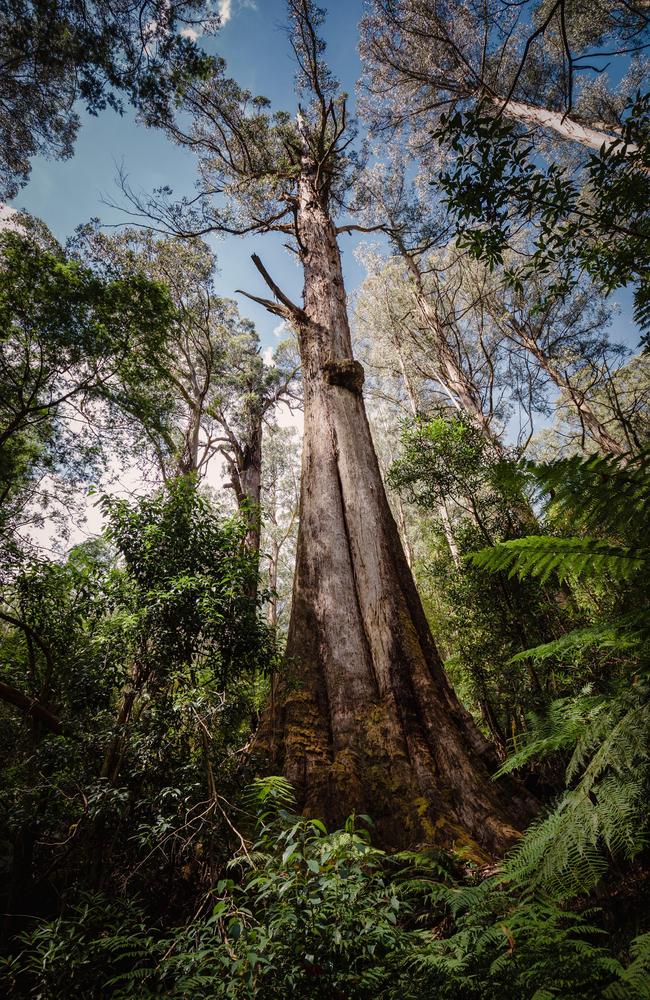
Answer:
[1,1,649,997]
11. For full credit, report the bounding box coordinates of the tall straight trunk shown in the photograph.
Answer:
[398,247,505,455]
[261,159,536,856]
[542,362,626,457]
[439,498,462,570]
[175,402,202,478]
[266,540,280,630]
[224,420,263,594]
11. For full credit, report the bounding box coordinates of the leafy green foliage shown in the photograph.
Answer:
[499,685,649,897]
[0,481,276,944]
[470,449,650,897]
[0,224,176,565]
[0,0,218,198]
[470,535,648,584]
[100,479,272,688]
[5,784,649,999]
[389,414,568,749]
[436,92,650,342]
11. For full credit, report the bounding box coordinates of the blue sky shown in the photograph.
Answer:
[9,0,369,351]
[9,0,640,352]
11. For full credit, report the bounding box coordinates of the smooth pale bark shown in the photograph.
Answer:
[259,158,536,856]
[489,95,637,155]
[398,248,505,455]
[540,361,626,457]
[176,403,202,477]
[438,498,462,570]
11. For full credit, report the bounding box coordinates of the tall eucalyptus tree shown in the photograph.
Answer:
[131,0,535,853]
[77,227,299,565]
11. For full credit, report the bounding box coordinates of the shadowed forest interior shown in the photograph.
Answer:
[0,1,649,996]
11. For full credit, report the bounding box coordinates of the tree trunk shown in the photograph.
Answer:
[399,246,505,456]
[260,160,536,857]
[225,420,263,595]
[176,403,202,477]
[489,95,637,156]
[439,498,462,570]
[267,540,279,631]
[391,341,460,569]
[239,423,263,563]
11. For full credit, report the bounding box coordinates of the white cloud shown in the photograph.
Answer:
[263,346,274,366]
[218,0,232,23]
[273,321,287,338]
[180,26,200,41]
[0,203,23,233]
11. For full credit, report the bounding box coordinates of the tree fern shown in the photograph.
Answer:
[471,448,650,901]
[520,449,650,540]
[493,674,650,899]
[508,612,650,664]
[605,932,650,999]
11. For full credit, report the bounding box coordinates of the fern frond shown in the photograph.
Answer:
[509,612,650,664]
[604,931,650,998]
[500,689,650,898]
[495,696,607,776]
[522,450,650,539]
[470,535,648,584]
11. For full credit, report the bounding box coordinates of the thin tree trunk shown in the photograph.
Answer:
[399,247,505,455]
[510,324,627,457]
[259,159,536,857]
[239,423,263,564]
[267,540,279,630]
[439,499,462,570]
[176,403,202,476]
[100,685,138,783]
[223,419,263,596]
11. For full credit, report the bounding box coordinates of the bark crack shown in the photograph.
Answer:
[326,404,381,704]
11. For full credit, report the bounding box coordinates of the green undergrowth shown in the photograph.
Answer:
[3,777,649,1000]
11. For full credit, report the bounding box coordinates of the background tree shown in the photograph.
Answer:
[0,0,219,199]
[435,93,650,339]
[260,423,301,635]
[77,226,301,566]
[360,0,649,156]
[0,222,175,570]
[352,157,641,459]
